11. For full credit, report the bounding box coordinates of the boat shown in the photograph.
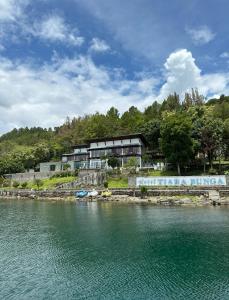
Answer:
[101,189,112,198]
[75,190,88,198]
[87,189,99,197]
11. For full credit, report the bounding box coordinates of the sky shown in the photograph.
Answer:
[0,0,229,133]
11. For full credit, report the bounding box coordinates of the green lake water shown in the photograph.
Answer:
[0,199,229,300]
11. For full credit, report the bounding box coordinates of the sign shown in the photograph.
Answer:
[136,176,227,187]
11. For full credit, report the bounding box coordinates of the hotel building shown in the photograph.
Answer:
[61,134,147,170]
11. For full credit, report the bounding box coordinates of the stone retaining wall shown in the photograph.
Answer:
[0,188,228,199]
[5,171,59,183]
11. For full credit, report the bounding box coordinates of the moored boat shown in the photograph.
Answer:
[75,190,88,198]
[87,189,99,197]
[101,189,112,198]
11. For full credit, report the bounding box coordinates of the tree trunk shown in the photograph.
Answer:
[208,151,213,169]
[219,156,221,174]
[177,163,181,176]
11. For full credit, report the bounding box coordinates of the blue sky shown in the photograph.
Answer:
[0,0,229,133]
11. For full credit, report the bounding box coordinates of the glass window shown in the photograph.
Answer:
[50,165,56,171]
[123,146,141,155]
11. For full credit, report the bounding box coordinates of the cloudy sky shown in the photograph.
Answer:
[0,0,229,133]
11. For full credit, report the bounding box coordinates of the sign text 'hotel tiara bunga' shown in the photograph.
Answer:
[136,176,227,187]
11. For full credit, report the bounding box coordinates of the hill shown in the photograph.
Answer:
[0,89,228,175]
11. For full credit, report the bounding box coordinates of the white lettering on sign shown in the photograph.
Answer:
[136,176,227,187]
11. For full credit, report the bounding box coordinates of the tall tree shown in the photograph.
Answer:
[140,119,161,151]
[144,101,161,121]
[161,93,181,112]
[160,113,194,175]
[198,116,224,169]
[121,106,144,133]
[105,107,121,136]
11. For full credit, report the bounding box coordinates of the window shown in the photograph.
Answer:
[123,146,141,155]
[112,148,122,155]
[50,165,56,171]
[91,149,106,158]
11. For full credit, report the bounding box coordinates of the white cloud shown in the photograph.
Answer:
[0,0,24,21]
[0,2,84,47]
[33,15,84,46]
[186,26,215,45]
[0,49,228,133]
[89,38,110,52]
[220,52,229,58]
[0,54,157,133]
[158,49,229,100]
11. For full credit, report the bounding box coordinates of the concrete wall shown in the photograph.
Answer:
[40,162,63,172]
[226,176,229,185]
[5,171,56,183]
[128,176,229,188]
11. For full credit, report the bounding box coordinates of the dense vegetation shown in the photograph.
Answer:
[0,89,228,175]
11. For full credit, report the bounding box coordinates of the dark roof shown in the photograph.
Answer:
[71,144,89,149]
[87,133,148,145]
[62,152,89,156]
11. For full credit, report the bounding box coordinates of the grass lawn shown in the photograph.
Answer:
[27,176,76,190]
[147,170,177,176]
[108,177,128,188]
[145,169,204,176]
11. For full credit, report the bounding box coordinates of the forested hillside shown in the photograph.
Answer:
[0,89,228,175]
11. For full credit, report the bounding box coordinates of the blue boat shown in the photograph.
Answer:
[75,190,88,198]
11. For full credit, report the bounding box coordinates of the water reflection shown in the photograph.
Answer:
[0,200,228,299]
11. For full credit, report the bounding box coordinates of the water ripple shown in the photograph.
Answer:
[0,200,228,299]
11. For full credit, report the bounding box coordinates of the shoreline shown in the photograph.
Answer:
[0,192,229,206]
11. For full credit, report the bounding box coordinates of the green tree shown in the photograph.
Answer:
[107,156,120,169]
[0,156,24,175]
[160,113,194,175]
[198,116,224,169]
[144,101,161,121]
[12,181,20,188]
[63,163,71,171]
[105,107,121,135]
[140,119,160,150]
[223,118,229,159]
[121,106,144,133]
[34,179,44,190]
[191,88,205,106]
[124,157,139,173]
[21,182,28,189]
[161,93,181,112]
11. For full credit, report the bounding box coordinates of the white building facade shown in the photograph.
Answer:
[62,134,147,170]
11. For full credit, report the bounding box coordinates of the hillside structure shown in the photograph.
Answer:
[61,133,147,170]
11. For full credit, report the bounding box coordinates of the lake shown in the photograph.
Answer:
[0,199,229,299]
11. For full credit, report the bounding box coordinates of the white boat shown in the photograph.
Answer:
[87,189,99,197]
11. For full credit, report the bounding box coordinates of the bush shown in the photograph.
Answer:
[2,179,11,187]
[0,177,4,186]
[21,182,28,189]
[73,169,79,177]
[140,186,148,196]
[33,179,44,190]
[51,171,76,179]
[208,168,218,175]
[224,170,229,175]
[104,181,109,189]
[63,163,71,171]
[12,181,20,188]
